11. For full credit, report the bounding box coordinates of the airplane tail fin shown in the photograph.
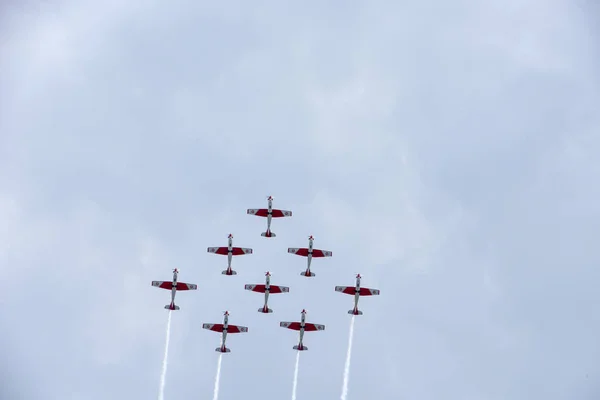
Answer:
[258,306,273,313]
[215,347,231,353]
[261,231,276,237]
[293,345,308,351]
[348,309,363,315]
[222,269,237,275]
[165,304,180,310]
[300,270,315,277]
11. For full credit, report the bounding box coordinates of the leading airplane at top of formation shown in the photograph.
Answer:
[202,311,249,353]
[244,271,290,313]
[247,195,292,238]
[280,309,325,351]
[151,268,197,311]
[288,235,332,277]
[207,233,253,275]
[335,273,380,315]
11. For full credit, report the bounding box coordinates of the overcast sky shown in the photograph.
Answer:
[1,1,599,399]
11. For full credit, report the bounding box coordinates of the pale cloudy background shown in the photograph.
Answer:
[1,1,599,399]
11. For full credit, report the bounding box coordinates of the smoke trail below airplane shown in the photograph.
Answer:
[340,316,356,400]
[291,351,300,400]
[292,351,300,400]
[212,353,223,400]
[158,311,173,400]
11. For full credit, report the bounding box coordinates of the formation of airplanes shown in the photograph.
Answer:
[151,196,380,352]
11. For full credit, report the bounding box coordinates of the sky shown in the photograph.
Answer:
[1,1,599,399]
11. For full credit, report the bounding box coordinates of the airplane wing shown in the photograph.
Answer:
[207,246,229,255]
[245,284,266,293]
[288,248,309,256]
[335,286,356,295]
[247,208,269,217]
[151,281,172,289]
[207,247,252,255]
[358,287,380,296]
[280,321,302,330]
[231,247,253,255]
[303,323,325,332]
[270,209,292,218]
[268,285,290,294]
[202,323,224,332]
[335,286,380,295]
[175,282,197,290]
[311,249,333,257]
[226,324,248,333]
[246,284,289,294]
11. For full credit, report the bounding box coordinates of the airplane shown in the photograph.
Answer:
[202,311,249,353]
[207,233,253,275]
[151,268,198,310]
[287,235,332,277]
[247,195,292,237]
[280,309,325,351]
[244,271,290,313]
[335,273,380,315]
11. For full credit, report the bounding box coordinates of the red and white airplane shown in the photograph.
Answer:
[280,309,325,351]
[288,235,332,277]
[244,271,290,313]
[202,311,248,353]
[247,196,292,238]
[335,274,380,315]
[207,233,253,275]
[151,268,197,310]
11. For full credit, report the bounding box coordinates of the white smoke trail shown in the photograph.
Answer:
[212,353,223,400]
[291,351,300,400]
[340,316,356,400]
[158,311,173,400]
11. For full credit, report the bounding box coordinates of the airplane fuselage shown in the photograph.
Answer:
[306,239,314,271]
[297,313,307,347]
[226,237,233,271]
[266,199,273,232]
[220,315,230,350]
[264,275,272,307]
[170,272,179,305]
[303,238,316,273]
[353,286,361,311]
[350,277,362,312]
